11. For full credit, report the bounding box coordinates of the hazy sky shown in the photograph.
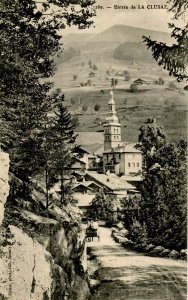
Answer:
[63,0,187,35]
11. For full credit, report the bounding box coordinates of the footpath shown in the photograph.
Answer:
[87,227,187,300]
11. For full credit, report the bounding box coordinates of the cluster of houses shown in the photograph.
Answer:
[60,90,143,213]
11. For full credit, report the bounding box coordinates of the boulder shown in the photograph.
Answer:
[122,239,135,249]
[169,250,179,259]
[119,228,129,236]
[134,243,147,252]
[145,244,155,252]
[116,222,124,230]
[149,246,165,256]
[180,249,187,260]
[160,248,171,257]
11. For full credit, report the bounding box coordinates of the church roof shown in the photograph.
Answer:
[103,143,142,154]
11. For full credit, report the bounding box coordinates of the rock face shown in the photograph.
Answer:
[0,226,53,300]
[0,152,90,300]
[0,151,9,225]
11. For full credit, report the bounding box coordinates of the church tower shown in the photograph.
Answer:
[104,90,122,150]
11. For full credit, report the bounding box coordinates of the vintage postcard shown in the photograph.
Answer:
[0,0,187,299]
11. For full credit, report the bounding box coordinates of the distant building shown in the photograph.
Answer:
[103,90,142,176]
[134,79,147,85]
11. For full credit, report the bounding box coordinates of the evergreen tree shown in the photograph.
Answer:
[143,1,188,81]
[0,0,95,198]
[138,119,187,250]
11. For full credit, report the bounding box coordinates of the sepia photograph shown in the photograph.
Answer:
[0,0,187,299]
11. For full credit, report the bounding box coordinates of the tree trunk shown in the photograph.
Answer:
[45,166,49,209]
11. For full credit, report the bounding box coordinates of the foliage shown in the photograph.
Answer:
[130,83,138,92]
[158,77,165,85]
[88,192,120,223]
[169,81,177,89]
[129,221,148,244]
[143,1,188,81]
[111,78,118,87]
[138,118,166,169]
[124,71,131,81]
[113,42,154,63]
[82,104,88,112]
[94,104,101,111]
[92,64,98,71]
[138,118,187,250]
[0,0,95,200]
[89,71,96,77]
[73,74,78,81]
[88,59,92,67]
[42,93,77,206]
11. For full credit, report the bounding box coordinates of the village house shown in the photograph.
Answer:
[56,90,143,211]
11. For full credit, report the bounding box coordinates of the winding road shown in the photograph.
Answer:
[88,227,187,300]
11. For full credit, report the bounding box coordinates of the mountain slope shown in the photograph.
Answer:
[62,25,171,60]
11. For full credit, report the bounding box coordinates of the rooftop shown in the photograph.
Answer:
[104,143,142,154]
[86,171,136,191]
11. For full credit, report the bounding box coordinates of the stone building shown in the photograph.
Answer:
[103,90,142,176]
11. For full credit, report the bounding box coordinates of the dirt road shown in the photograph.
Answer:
[88,227,187,300]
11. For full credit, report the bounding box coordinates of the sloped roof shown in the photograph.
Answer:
[86,171,136,191]
[120,175,143,182]
[104,143,141,154]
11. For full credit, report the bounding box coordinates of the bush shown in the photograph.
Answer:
[169,81,177,89]
[124,71,131,81]
[158,77,165,85]
[130,83,138,92]
[82,104,88,112]
[129,221,148,244]
[94,104,101,111]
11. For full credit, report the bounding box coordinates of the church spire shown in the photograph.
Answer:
[103,90,122,150]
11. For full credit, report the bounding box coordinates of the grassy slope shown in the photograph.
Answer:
[52,57,187,144]
[63,87,187,143]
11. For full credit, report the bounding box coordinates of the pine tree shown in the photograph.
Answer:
[143,0,188,81]
[138,119,187,250]
[49,93,77,205]
[0,0,95,199]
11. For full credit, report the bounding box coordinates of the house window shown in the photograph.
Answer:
[117,136,119,140]
[137,163,139,167]
[119,153,121,159]
[133,163,135,167]
[128,163,131,167]
[114,128,116,133]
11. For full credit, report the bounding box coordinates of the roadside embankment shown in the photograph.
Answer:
[111,224,187,260]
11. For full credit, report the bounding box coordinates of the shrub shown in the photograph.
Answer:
[169,81,177,89]
[82,104,88,112]
[158,77,165,85]
[130,83,138,92]
[94,104,101,111]
[129,221,148,244]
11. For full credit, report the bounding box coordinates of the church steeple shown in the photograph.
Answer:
[104,90,122,150]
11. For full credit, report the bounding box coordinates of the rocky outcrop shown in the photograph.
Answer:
[0,226,53,300]
[0,151,9,225]
[0,154,90,300]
